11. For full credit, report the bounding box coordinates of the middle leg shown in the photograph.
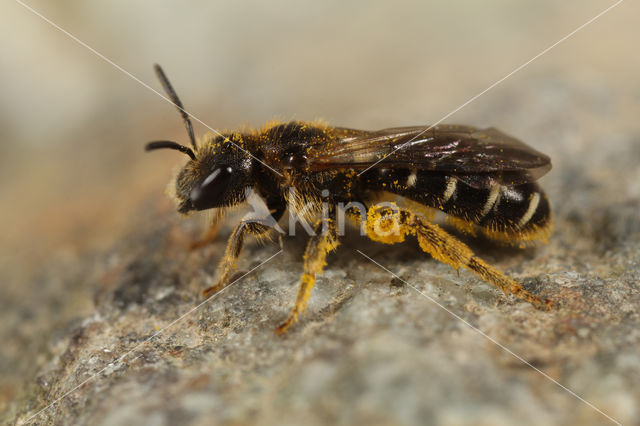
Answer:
[275,209,340,334]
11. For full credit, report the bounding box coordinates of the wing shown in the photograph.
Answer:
[308,125,551,187]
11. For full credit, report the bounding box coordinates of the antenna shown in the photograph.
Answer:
[154,64,198,151]
[145,140,196,160]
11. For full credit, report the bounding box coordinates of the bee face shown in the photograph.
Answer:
[175,142,253,213]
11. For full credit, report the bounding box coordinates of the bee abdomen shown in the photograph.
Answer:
[365,168,552,244]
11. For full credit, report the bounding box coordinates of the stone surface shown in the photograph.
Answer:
[1,2,639,425]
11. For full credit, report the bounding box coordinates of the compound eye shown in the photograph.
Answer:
[190,165,233,210]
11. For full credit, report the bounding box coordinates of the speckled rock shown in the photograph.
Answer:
[7,82,640,425]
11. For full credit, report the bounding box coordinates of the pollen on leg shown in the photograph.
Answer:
[365,204,412,244]
[275,273,317,334]
[467,257,552,310]
[415,223,473,269]
[364,204,552,310]
[277,214,340,334]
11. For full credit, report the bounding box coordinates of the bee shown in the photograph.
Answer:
[146,64,553,334]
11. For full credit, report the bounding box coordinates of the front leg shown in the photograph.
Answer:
[189,211,223,250]
[276,211,339,334]
[202,200,285,298]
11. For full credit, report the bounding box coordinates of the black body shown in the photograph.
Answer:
[150,119,552,242]
[144,64,554,332]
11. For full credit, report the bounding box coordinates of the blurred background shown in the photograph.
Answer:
[1,0,636,258]
[1,0,639,423]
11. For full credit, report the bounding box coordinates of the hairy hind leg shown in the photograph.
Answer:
[365,205,552,310]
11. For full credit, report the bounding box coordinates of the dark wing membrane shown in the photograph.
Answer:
[308,125,551,187]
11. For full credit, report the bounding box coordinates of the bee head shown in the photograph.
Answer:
[173,138,253,213]
[144,64,253,214]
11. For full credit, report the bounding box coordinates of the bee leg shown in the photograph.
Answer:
[275,214,339,334]
[365,205,552,310]
[414,219,552,310]
[202,202,285,298]
[189,215,222,250]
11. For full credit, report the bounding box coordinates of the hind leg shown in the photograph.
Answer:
[365,205,551,309]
